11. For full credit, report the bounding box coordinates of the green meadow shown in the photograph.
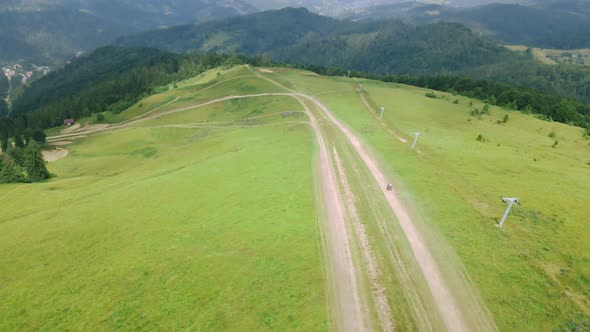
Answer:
[275,70,590,331]
[0,72,326,330]
[1,66,589,331]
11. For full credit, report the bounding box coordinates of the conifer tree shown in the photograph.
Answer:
[14,133,25,148]
[23,141,50,182]
[0,152,26,184]
[0,132,8,153]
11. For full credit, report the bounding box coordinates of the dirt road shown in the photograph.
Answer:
[298,92,496,332]
[297,96,370,331]
[45,71,496,331]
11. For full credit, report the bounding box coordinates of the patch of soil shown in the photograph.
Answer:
[43,148,68,162]
[60,123,81,134]
[83,123,109,131]
[49,140,74,146]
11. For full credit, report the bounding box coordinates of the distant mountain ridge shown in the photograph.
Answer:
[341,0,590,49]
[116,7,590,104]
[115,7,513,72]
[0,0,256,63]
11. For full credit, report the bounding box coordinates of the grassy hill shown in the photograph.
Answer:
[0,67,326,330]
[1,65,588,330]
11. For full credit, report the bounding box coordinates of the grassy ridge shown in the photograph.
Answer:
[0,74,326,330]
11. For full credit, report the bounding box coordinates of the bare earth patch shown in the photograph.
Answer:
[333,147,394,332]
[43,148,68,162]
[49,140,74,146]
[82,123,109,131]
[258,68,274,73]
[60,123,81,134]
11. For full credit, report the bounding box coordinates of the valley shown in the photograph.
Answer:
[1,65,588,331]
[1,63,50,107]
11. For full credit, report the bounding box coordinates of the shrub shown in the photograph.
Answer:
[23,141,50,182]
[32,129,46,143]
[549,131,557,138]
[425,92,437,98]
[476,134,486,142]
[96,113,105,122]
[453,99,459,104]
[108,100,134,114]
[503,114,510,123]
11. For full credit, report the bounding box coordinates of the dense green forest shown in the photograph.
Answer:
[0,101,8,116]
[116,7,590,104]
[0,74,8,99]
[0,74,8,116]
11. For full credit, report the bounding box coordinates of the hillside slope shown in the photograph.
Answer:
[2,65,588,331]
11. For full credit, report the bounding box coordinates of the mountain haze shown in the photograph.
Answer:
[0,0,256,63]
[342,0,590,49]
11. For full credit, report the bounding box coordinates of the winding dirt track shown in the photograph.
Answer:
[46,71,497,331]
[47,91,372,331]
[299,97,369,331]
[300,93,472,331]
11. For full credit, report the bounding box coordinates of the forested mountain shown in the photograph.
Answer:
[116,7,590,104]
[0,7,125,63]
[342,0,590,49]
[0,0,256,63]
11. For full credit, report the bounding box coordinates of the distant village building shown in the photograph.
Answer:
[64,118,75,126]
